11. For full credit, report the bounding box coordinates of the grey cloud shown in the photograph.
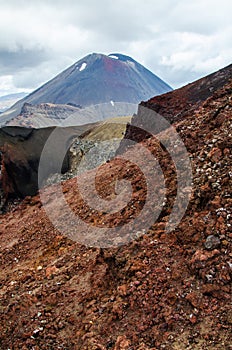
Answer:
[165,1,231,34]
[0,48,50,75]
[0,0,231,93]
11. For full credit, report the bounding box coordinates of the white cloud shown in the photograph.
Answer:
[159,29,232,82]
[0,0,231,92]
[0,75,14,94]
[0,75,32,96]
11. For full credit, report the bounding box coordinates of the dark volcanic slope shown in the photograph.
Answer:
[0,53,172,125]
[140,63,232,123]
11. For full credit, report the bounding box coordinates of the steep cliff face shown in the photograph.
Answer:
[0,124,97,200]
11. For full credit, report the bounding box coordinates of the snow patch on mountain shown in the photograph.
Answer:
[79,62,87,71]
[109,55,118,60]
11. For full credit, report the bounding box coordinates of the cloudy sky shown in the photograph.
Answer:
[0,0,231,96]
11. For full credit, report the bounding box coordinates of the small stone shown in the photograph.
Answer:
[114,335,131,350]
[204,235,220,250]
[222,240,229,246]
[185,291,202,308]
[45,266,58,278]
[117,284,128,296]
[189,314,197,324]
[208,147,222,162]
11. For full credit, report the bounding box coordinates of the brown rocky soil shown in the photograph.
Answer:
[0,78,231,349]
[140,63,232,124]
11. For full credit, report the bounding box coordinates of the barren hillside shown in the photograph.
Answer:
[0,74,231,349]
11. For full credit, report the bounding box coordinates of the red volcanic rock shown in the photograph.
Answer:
[140,63,232,123]
[0,66,231,349]
[114,335,131,350]
[208,147,222,162]
[45,266,59,279]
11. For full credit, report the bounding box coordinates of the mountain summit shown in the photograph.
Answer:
[0,53,172,125]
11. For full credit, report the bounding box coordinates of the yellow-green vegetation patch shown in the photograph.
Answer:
[81,116,131,142]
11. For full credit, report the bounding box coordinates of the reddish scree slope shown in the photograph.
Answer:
[140,63,232,124]
[0,78,231,349]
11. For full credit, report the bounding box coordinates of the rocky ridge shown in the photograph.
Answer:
[0,73,231,349]
[5,101,135,128]
[140,63,232,124]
